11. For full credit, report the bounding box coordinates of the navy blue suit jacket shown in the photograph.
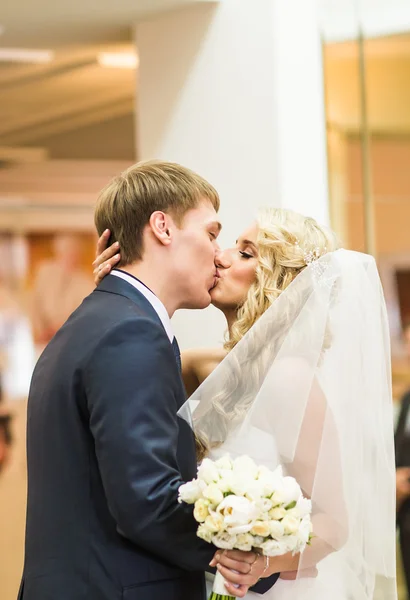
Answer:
[19,275,278,599]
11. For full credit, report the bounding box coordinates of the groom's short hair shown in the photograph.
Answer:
[95,160,220,264]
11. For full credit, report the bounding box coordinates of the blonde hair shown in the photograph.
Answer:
[225,208,339,351]
[95,160,220,265]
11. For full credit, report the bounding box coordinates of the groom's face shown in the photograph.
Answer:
[171,200,221,310]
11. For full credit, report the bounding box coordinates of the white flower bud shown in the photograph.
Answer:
[269,520,285,539]
[178,479,203,504]
[281,514,300,535]
[203,484,224,507]
[269,506,287,520]
[282,476,302,506]
[204,512,224,533]
[212,531,237,550]
[215,455,233,471]
[217,495,259,535]
[197,459,220,485]
[250,521,271,537]
[197,523,213,543]
[194,498,210,523]
[236,533,255,551]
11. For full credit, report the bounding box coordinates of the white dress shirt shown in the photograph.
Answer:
[110,269,174,342]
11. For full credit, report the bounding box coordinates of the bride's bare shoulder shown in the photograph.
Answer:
[182,347,227,374]
[181,347,227,395]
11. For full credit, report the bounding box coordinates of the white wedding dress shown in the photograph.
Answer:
[180,250,397,600]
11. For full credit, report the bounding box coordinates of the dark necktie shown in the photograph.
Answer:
[172,337,181,372]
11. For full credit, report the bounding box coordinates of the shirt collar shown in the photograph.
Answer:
[110,269,174,343]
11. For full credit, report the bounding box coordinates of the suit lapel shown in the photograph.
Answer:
[95,275,184,374]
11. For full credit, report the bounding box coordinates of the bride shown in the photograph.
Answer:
[93,208,397,600]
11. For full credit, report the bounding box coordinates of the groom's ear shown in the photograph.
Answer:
[148,211,173,247]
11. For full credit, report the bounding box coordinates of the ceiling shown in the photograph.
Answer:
[0,43,137,161]
[0,40,141,154]
[0,0,214,162]
[0,0,210,47]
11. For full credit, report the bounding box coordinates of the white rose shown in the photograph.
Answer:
[282,476,302,506]
[215,455,233,471]
[287,506,301,519]
[250,521,272,537]
[287,497,312,520]
[259,513,271,523]
[204,512,224,533]
[230,472,251,497]
[197,458,220,485]
[295,497,312,518]
[269,520,285,539]
[216,470,235,494]
[258,478,277,498]
[197,523,213,543]
[255,498,274,514]
[282,514,300,535]
[194,499,210,523]
[236,533,255,551]
[233,456,258,479]
[245,480,265,502]
[269,506,287,520]
[260,539,288,557]
[271,489,285,506]
[178,480,203,504]
[257,465,272,479]
[257,466,280,497]
[203,484,224,507]
[217,495,259,535]
[212,531,237,550]
[268,466,288,504]
[253,535,265,547]
[296,515,313,547]
[281,534,300,554]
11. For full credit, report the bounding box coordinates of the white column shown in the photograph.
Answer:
[136,0,330,348]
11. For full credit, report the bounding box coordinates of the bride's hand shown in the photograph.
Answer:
[210,550,272,598]
[93,229,121,285]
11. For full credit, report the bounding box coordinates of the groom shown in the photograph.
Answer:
[19,162,278,600]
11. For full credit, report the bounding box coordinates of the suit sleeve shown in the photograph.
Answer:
[83,317,214,571]
[251,574,280,594]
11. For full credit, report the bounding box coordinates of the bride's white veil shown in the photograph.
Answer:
[178,249,397,600]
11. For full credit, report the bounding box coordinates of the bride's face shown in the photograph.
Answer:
[211,224,259,311]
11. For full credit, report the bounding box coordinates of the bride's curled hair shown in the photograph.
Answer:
[195,209,339,461]
[225,208,339,351]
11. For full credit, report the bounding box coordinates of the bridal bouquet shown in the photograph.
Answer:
[178,455,313,600]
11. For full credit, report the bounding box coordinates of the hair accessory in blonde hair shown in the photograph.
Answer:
[294,240,327,266]
[294,240,335,292]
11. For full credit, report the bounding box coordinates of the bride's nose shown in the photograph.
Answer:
[215,249,231,269]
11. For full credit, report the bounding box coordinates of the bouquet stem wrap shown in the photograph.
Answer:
[209,570,236,600]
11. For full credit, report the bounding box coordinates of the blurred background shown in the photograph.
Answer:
[1,0,410,598]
